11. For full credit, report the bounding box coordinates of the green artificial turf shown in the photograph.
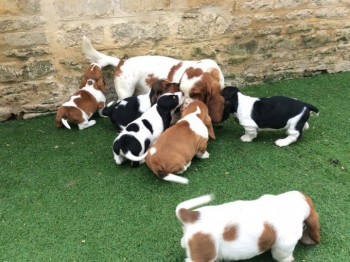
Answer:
[1,72,349,261]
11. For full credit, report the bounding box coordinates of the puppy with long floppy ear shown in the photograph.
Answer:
[145,100,215,184]
[55,63,106,130]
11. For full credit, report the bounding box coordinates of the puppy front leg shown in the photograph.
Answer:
[98,102,107,117]
[113,153,125,165]
[240,127,257,142]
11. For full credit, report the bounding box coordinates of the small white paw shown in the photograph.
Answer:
[303,122,309,131]
[197,151,209,159]
[275,139,290,147]
[240,134,253,142]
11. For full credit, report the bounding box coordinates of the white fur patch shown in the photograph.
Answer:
[149,147,157,155]
[179,106,208,138]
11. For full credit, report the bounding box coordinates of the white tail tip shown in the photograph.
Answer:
[163,174,189,184]
[61,118,71,129]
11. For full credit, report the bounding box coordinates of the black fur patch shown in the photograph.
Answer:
[142,119,153,134]
[144,138,151,151]
[126,123,140,132]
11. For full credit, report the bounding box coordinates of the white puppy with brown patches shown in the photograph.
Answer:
[176,191,320,262]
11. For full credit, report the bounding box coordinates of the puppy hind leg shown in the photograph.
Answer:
[271,244,296,262]
[78,119,96,130]
[196,138,209,159]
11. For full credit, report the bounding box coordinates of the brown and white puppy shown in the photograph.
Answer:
[179,60,225,125]
[82,36,225,124]
[102,79,180,130]
[176,191,320,262]
[145,101,215,184]
[56,63,106,130]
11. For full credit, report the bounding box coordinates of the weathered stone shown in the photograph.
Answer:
[315,7,349,19]
[4,32,47,47]
[285,10,313,21]
[228,54,249,64]
[285,23,313,34]
[53,0,112,19]
[274,0,309,9]
[301,33,331,48]
[60,23,105,47]
[22,60,55,80]
[241,0,273,11]
[111,22,170,46]
[0,16,45,32]
[5,47,50,59]
[0,65,23,83]
[0,0,40,16]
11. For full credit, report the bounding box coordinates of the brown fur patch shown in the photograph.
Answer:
[189,232,216,262]
[185,67,203,79]
[223,224,238,241]
[114,59,125,77]
[145,74,159,88]
[150,79,180,105]
[80,64,106,94]
[73,90,97,116]
[178,208,200,223]
[258,223,276,252]
[301,193,321,245]
[167,62,183,81]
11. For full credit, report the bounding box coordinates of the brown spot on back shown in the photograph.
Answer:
[73,90,97,115]
[258,223,276,252]
[114,59,125,77]
[223,224,238,241]
[178,208,200,223]
[189,232,217,262]
[185,67,203,79]
[145,74,159,88]
[167,62,183,81]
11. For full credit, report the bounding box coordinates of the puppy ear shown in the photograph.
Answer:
[79,76,87,88]
[204,114,216,140]
[96,78,107,94]
[166,82,180,93]
[206,90,225,124]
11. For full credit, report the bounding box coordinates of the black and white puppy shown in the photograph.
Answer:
[222,86,319,147]
[102,79,180,130]
[113,91,184,166]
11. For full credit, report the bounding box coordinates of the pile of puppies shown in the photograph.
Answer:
[55,36,321,261]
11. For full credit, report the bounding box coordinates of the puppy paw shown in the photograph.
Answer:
[197,151,210,159]
[275,139,290,147]
[303,122,309,131]
[240,134,253,142]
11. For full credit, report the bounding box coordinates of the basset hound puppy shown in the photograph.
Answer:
[112,92,184,167]
[221,86,319,147]
[55,63,106,130]
[81,36,225,126]
[176,191,320,262]
[102,79,180,131]
[145,101,215,184]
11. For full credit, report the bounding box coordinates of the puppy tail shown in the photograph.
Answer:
[176,194,213,224]
[304,103,319,116]
[300,193,321,245]
[160,172,189,184]
[55,108,71,129]
[124,150,148,162]
[82,36,120,68]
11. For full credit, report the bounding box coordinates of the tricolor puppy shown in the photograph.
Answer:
[176,191,320,262]
[102,79,180,130]
[56,63,106,130]
[82,36,225,124]
[113,92,184,167]
[145,101,215,184]
[221,86,319,147]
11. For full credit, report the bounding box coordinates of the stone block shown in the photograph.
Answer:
[285,23,313,34]
[274,0,309,9]
[5,47,50,59]
[111,22,170,47]
[22,60,55,80]
[4,32,47,47]
[0,0,40,16]
[0,16,45,33]
[53,0,113,19]
[0,65,23,83]
[285,10,313,21]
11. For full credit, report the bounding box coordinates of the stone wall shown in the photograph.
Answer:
[1,0,349,121]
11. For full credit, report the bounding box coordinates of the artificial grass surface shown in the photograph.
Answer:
[1,72,349,261]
